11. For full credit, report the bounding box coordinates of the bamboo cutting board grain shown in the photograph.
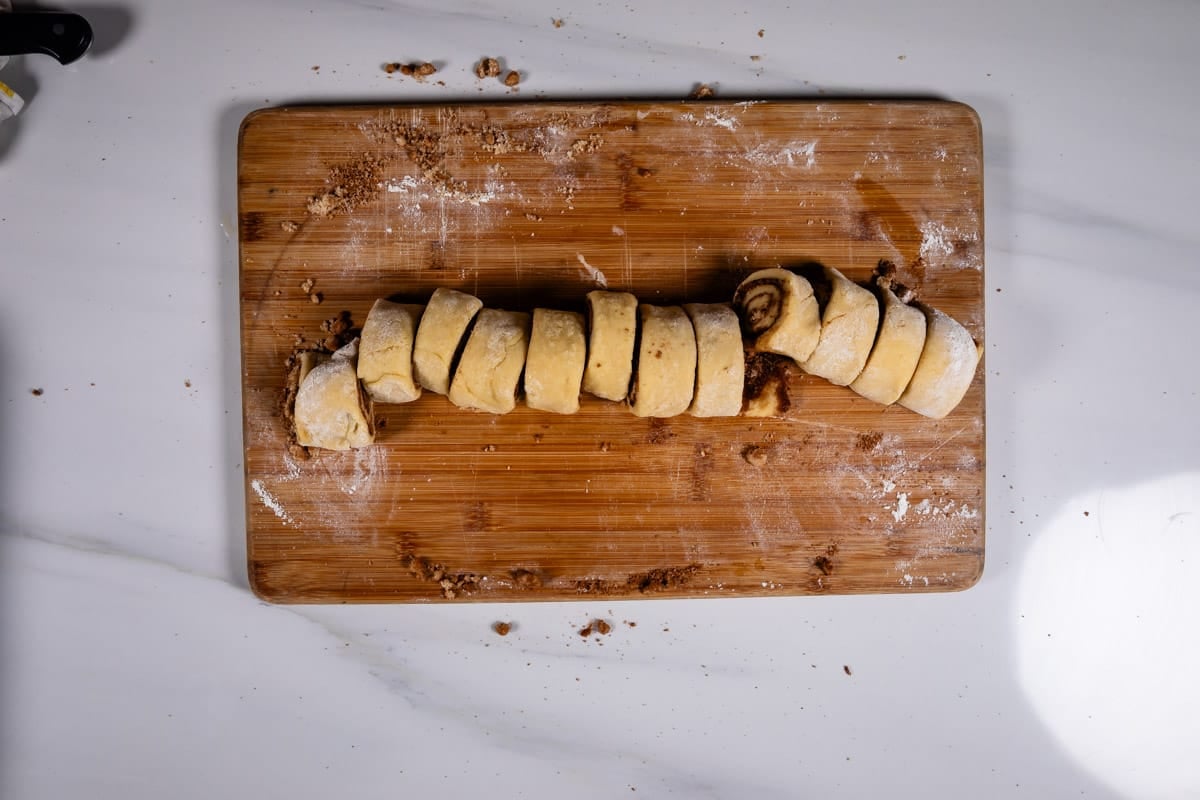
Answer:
[239,100,985,603]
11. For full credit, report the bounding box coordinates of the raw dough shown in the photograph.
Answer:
[898,306,981,419]
[732,268,821,362]
[849,284,927,405]
[524,308,587,414]
[448,309,531,414]
[294,341,374,450]
[413,287,484,395]
[629,305,696,418]
[799,265,880,386]
[684,303,744,417]
[582,290,639,401]
[357,299,425,403]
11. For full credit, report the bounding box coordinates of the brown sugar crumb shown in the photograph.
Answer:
[475,57,501,78]
[493,621,512,636]
[299,278,315,295]
[402,553,480,599]
[1083,510,1090,517]
[635,166,654,178]
[813,555,834,575]
[310,292,324,305]
[624,620,637,628]
[504,70,521,87]
[280,220,299,233]
[856,431,883,452]
[306,156,387,218]
[481,444,496,452]
[525,212,542,221]
[511,569,543,589]
[383,62,401,74]
[552,17,564,27]
[742,445,768,467]
[689,83,715,99]
[844,665,853,675]
[579,618,612,638]
[627,564,701,594]
[750,55,762,61]
[416,62,437,77]
[311,65,320,71]
[757,28,765,37]
[568,132,604,159]
[31,387,44,396]
[184,379,193,389]
[599,441,611,452]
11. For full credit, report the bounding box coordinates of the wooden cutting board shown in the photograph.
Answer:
[239,100,984,603]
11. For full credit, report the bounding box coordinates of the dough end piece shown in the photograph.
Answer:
[294,343,375,451]
[898,307,981,419]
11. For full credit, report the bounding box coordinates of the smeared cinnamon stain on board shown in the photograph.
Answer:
[853,177,925,286]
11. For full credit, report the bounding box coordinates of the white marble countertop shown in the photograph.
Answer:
[2,1,1198,797]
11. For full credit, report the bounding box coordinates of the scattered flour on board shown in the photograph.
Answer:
[703,109,740,131]
[891,492,910,523]
[918,220,956,260]
[251,479,294,525]
[576,253,608,287]
[739,140,817,168]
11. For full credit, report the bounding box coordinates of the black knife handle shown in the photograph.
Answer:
[0,12,93,65]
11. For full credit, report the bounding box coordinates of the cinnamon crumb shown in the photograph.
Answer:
[552,17,564,27]
[481,444,496,452]
[184,379,192,389]
[310,292,323,305]
[399,63,414,76]
[594,619,612,635]
[475,57,501,78]
[280,220,299,232]
[689,83,715,99]
[844,665,852,675]
[504,70,520,87]
[624,620,637,628]
[525,212,542,221]
[299,278,315,295]
[493,621,512,636]
[813,555,834,575]
[578,622,593,637]
[757,28,765,37]
[415,62,437,77]
[383,62,401,74]
[31,387,43,396]
[311,65,320,71]
[750,55,761,61]
[599,441,611,452]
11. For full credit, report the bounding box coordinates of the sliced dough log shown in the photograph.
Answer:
[525,308,587,414]
[582,290,638,401]
[684,303,744,417]
[358,299,425,403]
[448,309,531,414]
[732,268,821,362]
[800,265,880,386]
[629,304,696,418]
[898,307,981,419]
[849,285,927,405]
[294,342,374,451]
[413,287,484,395]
